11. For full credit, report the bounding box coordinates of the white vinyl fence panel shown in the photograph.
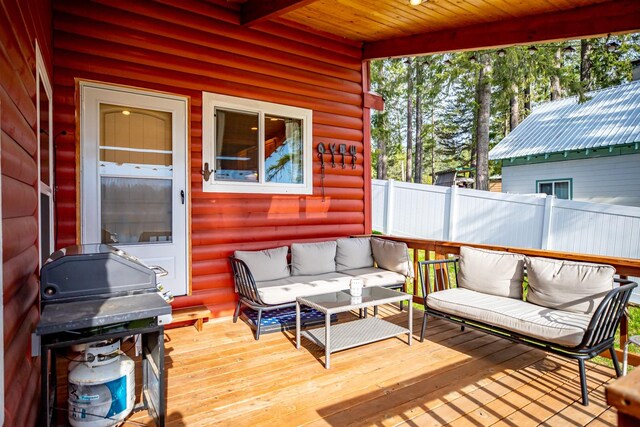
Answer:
[549,199,640,259]
[390,181,449,240]
[372,179,640,301]
[454,188,547,248]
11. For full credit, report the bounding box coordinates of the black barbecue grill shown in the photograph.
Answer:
[36,244,171,426]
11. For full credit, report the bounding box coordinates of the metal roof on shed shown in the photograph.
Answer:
[489,80,640,160]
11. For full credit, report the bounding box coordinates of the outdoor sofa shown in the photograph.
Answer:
[229,237,413,339]
[419,246,638,406]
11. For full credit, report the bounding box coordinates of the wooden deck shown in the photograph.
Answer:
[131,306,619,426]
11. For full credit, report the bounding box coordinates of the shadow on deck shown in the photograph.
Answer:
[131,306,617,426]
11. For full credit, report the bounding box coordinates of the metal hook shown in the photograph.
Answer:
[329,144,337,168]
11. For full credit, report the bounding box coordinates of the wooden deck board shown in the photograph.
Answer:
[126,307,620,426]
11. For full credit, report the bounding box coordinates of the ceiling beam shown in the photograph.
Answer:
[241,0,318,26]
[364,0,640,59]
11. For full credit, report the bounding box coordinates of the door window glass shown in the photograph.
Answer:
[99,104,173,244]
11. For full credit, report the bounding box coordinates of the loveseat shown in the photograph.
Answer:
[230,237,413,339]
[419,246,637,406]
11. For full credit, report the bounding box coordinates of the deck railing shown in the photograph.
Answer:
[367,235,640,366]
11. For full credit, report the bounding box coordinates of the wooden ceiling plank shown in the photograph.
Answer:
[363,0,640,59]
[334,0,423,30]
[241,0,319,26]
[354,0,440,27]
[288,1,415,41]
[449,0,511,22]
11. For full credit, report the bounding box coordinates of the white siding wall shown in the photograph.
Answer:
[502,153,640,208]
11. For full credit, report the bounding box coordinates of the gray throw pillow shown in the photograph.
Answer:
[370,238,413,278]
[234,246,290,282]
[458,246,525,299]
[526,256,615,315]
[336,238,374,271]
[291,241,337,275]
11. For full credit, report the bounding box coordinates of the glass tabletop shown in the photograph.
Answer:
[297,287,408,311]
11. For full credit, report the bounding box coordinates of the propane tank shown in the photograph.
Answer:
[68,340,135,427]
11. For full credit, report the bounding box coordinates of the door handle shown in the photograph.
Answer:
[180,190,185,205]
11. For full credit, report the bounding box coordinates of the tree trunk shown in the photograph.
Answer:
[405,60,413,183]
[414,80,423,183]
[524,84,531,116]
[377,136,387,179]
[580,39,593,91]
[509,83,520,132]
[431,109,436,184]
[550,47,562,101]
[475,54,491,191]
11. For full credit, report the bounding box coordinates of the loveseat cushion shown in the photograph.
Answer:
[371,238,414,278]
[458,246,525,299]
[341,267,405,288]
[525,256,615,315]
[336,237,374,271]
[255,272,352,305]
[234,246,290,282]
[291,241,337,275]
[427,288,591,347]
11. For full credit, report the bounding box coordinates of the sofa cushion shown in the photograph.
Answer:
[371,238,414,277]
[336,238,374,271]
[291,241,337,275]
[342,267,405,288]
[458,246,525,299]
[255,272,352,305]
[526,256,615,315]
[234,246,290,282]
[427,288,591,347]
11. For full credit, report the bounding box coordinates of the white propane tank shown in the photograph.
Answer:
[68,341,135,427]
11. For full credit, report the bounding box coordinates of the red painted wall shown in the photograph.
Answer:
[1,0,52,424]
[52,0,369,316]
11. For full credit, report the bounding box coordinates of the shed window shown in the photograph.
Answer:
[202,93,312,194]
[537,179,571,199]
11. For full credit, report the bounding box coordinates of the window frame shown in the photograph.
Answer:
[202,92,313,194]
[536,178,573,200]
[36,41,54,267]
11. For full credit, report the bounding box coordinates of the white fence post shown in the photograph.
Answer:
[384,179,395,235]
[446,185,458,241]
[540,195,554,249]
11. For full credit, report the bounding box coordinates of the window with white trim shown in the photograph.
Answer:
[202,93,313,194]
[537,179,572,200]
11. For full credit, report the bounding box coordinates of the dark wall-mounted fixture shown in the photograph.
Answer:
[201,162,213,181]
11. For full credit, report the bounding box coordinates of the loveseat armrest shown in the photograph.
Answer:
[579,279,638,351]
[229,256,265,306]
[418,258,460,300]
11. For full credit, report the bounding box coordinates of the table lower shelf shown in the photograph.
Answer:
[301,317,409,353]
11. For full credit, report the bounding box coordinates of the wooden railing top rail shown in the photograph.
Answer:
[364,235,640,278]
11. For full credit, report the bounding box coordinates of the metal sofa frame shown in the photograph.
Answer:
[229,256,406,340]
[418,258,637,406]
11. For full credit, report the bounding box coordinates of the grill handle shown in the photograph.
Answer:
[149,266,168,277]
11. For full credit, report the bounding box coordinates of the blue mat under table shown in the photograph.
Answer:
[240,306,337,334]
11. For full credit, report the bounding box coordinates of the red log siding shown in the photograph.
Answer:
[1,0,52,425]
[52,0,368,316]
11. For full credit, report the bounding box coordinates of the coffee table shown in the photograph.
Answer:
[296,287,413,368]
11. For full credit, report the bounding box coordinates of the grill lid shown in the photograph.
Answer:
[40,244,158,304]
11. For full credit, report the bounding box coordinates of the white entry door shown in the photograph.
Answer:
[81,82,189,296]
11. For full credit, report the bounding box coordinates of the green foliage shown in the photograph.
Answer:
[370,35,640,183]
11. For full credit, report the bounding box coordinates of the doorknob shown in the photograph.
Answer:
[180,190,185,205]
